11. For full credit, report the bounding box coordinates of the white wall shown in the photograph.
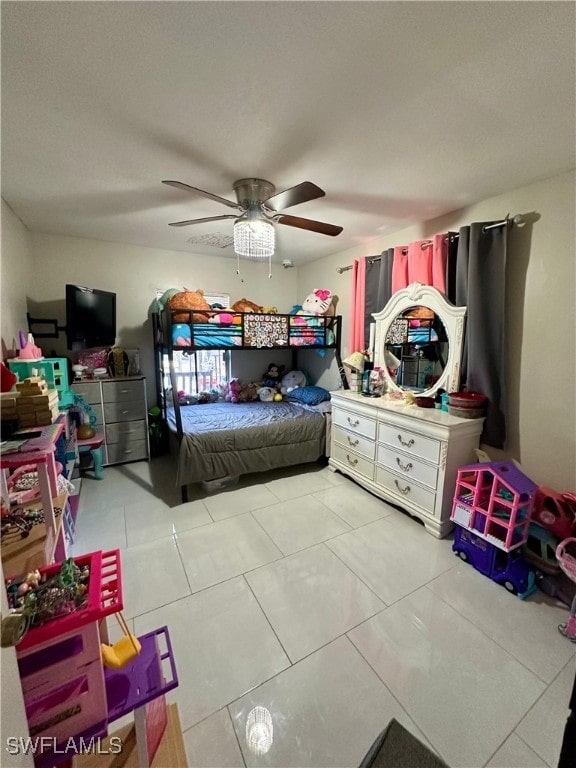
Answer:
[26,235,299,401]
[298,170,576,489]
[1,200,33,358]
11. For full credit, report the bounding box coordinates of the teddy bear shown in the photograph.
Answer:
[231,298,263,313]
[168,289,211,322]
[236,382,259,402]
[280,370,307,394]
[262,363,285,389]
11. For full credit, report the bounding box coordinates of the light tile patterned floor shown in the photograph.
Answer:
[72,457,575,768]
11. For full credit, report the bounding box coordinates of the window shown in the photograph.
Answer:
[159,291,231,396]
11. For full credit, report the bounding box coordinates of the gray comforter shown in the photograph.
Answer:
[168,401,327,485]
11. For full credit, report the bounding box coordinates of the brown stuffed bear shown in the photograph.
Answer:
[231,298,263,314]
[168,289,211,322]
[236,382,259,402]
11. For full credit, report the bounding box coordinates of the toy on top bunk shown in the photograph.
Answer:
[167,288,212,322]
[290,289,336,349]
[291,289,334,326]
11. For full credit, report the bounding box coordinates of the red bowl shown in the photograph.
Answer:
[415,397,436,408]
[448,392,487,408]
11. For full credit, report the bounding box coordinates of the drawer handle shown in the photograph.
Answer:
[123,450,133,454]
[394,479,411,496]
[346,454,358,467]
[120,389,130,394]
[396,458,413,473]
[347,436,359,447]
[347,416,360,428]
[121,410,129,414]
[397,434,414,448]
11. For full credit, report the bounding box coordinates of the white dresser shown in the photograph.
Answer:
[71,376,149,466]
[329,391,483,538]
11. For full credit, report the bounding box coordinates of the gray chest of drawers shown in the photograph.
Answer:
[71,377,149,466]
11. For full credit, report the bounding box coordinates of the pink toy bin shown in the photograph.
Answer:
[10,549,122,654]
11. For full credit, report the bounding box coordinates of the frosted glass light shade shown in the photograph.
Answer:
[233,218,275,260]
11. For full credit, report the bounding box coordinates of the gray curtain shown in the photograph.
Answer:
[455,222,507,448]
[364,249,394,342]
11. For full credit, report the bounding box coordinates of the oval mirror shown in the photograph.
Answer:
[373,283,466,399]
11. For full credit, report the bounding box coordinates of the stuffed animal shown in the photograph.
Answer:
[231,298,263,313]
[226,378,242,403]
[168,289,211,322]
[281,370,307,394]
[156,288,180,312]
[301,289,333,316]
[237,382,259,402]
[208,312,234,325]
[257,386,275,402]
[262,363,285,389]
[262,306,278,314]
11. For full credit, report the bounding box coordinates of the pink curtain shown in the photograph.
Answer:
[392,235,448,293]
[349,257,366,352]
[432,233,448,293]
[391,245,409,293]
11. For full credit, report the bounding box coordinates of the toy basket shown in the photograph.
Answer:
[7,549,122,652]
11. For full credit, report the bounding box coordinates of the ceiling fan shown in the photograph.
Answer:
[162,178,343,239]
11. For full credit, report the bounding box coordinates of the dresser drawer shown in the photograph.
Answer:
[376,466,436,513]
[333,425,375,460]
[376,444,438,490]
[102,380,144,403]
[378,422,441,464]
[106,419,147,444]
[333,408,376,440]
[104,401,145,423]
[106,439,148,464]
[71,382,101,404]
[90,403,103,426]
[332,443,374,480]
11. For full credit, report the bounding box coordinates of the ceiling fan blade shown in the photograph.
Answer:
[162,180,241,210]
[169,214,237,227]
[276,214,343,237]
[265,181,325,212]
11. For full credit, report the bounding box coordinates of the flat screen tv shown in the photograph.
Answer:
[66,284,117,349]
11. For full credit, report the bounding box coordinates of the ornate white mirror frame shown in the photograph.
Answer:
[373,282,467,398]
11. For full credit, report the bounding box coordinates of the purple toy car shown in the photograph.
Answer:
[453,526,537,599]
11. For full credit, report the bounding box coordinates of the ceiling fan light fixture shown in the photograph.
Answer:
[233,211,275,261]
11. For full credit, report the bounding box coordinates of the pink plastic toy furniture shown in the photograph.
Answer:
[557,537,576,641]
[451,461,537,551]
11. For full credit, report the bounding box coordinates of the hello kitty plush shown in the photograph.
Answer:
[301,289,333,316]
[292,289,334,328]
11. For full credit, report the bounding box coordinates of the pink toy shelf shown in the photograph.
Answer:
[12,549,122,653]
[451,461,537,551]
[5,549,179,768]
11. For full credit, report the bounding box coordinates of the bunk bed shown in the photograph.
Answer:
[152,307,346,501]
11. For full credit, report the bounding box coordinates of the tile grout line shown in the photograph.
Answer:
[226,704,248,768]
[342,631,449,765]
[242,574,293,665]
[422,581,559,687]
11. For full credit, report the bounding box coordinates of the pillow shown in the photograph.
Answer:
[287,385,331,406]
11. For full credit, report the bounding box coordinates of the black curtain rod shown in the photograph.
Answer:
[336,213,525,274]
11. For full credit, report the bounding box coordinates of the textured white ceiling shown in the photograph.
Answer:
[2,1,575,264]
